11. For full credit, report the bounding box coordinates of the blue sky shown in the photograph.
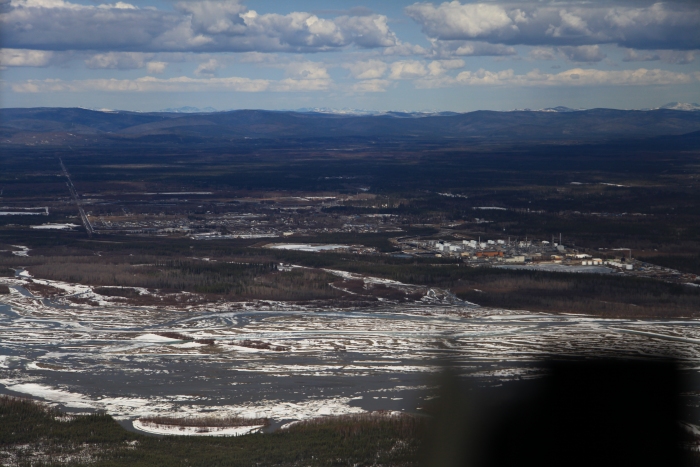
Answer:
[1,0,699,111]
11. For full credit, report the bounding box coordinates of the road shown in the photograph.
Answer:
[59,158,94,237]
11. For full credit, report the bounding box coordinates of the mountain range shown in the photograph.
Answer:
[2,106,700,147]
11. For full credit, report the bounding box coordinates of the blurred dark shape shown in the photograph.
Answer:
[422,359,683,467]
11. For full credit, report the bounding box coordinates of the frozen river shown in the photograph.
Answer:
[2,279,700,431]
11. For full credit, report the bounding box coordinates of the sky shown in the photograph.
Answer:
[0,0,699,112]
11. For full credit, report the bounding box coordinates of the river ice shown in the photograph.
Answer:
[2,276,700,435]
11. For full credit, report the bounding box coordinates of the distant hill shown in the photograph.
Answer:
[2,107,700,147]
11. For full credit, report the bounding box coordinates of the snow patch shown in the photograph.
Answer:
[133,334,182,342]
[31,223,80,230]
[1,382,93,408]
[132,420,263,437]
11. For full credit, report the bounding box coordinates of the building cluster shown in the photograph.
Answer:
[398,237,636,269]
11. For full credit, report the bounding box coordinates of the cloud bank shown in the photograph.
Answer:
[406,2,700,50]
[1,0,398,53]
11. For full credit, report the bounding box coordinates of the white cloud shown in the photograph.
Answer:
[343,59,387,79]
[350,78,391,92]
[0,48,53,66]
[406,2,700,50]
[84,52,170,73]
[451,41,515,57]
[389,60,428,79]
[527,45,606,63]
[175,1,248,35]
[623,49,696,65]
[406,3,515,41]
[427,59,465,76]
[9,76,266,93]
[100,2,137,10]
[284,62,330,80]
[382,41,429,56]
[7,74,336,93]
[528,47,558,61]
[1,0,399,53]
[413,67,700,88]
[85,52,152,69]
[146,61,167,74]
[238,52,279,63]
[273,78,332,92]
[425,39,517,58]
[194,58,222,76]
[557,45,606,63]
[10,0,82,9]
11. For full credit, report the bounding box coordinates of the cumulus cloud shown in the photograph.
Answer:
[623,49,696,65]
[413,67,700,88]
[350,78,391,92]
[2,0,179,51]
[146,61,167,74]
[427,59,465,76]
[194,58,222,76]
[389,60,428,79]
[382,41,430,56]
[284,61,330,80]
[274,77,332,92]
[405,2,700,50]
[427,40,516,58]
[0,48,53,66]
[527,45,606,63]
[343,59,387,79]
[85,52,151,69]
[1,0,398,53]
[557,45,606,63]
[528,47,558,61]
[238,52,279,63]
[175,1,248,36]
[277,62,332,91]
[83,51,170,72]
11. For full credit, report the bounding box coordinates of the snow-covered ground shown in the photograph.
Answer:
[10,245,30,257]
[3,273,700,435]
[132,420,263,436]
[31,223,80,230]
[268,244,351,252]
[497,264,613,274]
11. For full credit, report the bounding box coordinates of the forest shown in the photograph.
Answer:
[0,396,424,467]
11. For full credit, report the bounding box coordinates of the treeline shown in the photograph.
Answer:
[304,261,700,318]
[12,257,275,293]
[451,272,700,318]
[0,254,342,301]
[0,395,423,467]
[638,254,700,276]
[138,415,270,428]
[286,412,423,440]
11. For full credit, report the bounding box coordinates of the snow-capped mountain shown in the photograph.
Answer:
[294,107,461,117]
[659,102,700,111]
[160,106,218,113]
